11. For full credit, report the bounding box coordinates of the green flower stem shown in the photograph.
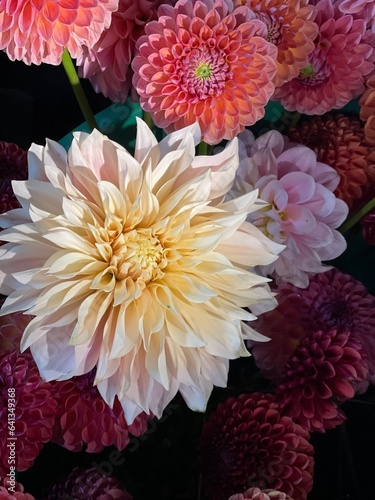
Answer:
[61,49,98,131]
[339,197,375,234]
[197,141,208,156]
[143,111,155,131]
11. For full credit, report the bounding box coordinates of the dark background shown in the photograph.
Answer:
[1,50,375,500]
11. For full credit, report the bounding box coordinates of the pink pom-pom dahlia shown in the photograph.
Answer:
[276,328,368,432]
[0,0,119,65]
[199,392,314,500]
[132,0,278,145]
[233,129,348,288]
[249,268,375,384]
[77,0,177,103]
[273,0,374,114]
[51,369,150,453]
[233,0,318,88]
[0,349,58,475]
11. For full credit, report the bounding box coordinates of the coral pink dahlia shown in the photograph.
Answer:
[51,369,150,452]
[77,0,177,103]
[0,0,119,65]
[0,349,58,475]
[275,328,368,432]
[132,0,278,145]
[233,129,348,288]
[199,392,314,500]
[273,0,374,114]
[0,120,282,424]
[233,0,318,88]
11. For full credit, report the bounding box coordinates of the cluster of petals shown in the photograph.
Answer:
[233,0,318,88]
[360,74,375,146]
[51,369,150,452]
[132,0,278,145]
[336,0,375,29]
[46,467,132,499]
[0,119,282,424]
[228,488,293,500]
[0,308,31,351]
[289,114,375,207]
[0,0,118,65]
[0,478,35,500]
[232,129,348,288]
[249,268,375,385]
[77,0,177,103]
[0,142,27,215]
[0,348,58,475]
[273,0,375,114]
[275,327,368,432]
[199,392,314,500]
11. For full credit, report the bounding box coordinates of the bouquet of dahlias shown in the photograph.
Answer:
[0,0,374,498]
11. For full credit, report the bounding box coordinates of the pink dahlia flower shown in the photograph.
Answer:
[0,121,282,424]
[228,488,292,500]
[249,268,375,384]
[0,0,119,65]
[0,142,27,215]
[51,369,150,452]
[273,0,375,114]
[77,0,177,103]
[233,0,318,88]
[0,478,35,500]
[0,349,58,475]
[132,0,278,145]
[233,129,348,288]
[199,392,314,500]
[46,467,132,499]
[276,328,368,432]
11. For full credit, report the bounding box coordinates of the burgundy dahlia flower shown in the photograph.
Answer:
[0,142,27,215]
[199,392,314,500]
[46,467,132,499]
[51,369,150,453]
[275,328,368,432]
[228,488,292,500]
[249,268,375,384]
[0,349,58,475]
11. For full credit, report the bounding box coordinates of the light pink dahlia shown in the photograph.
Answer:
[0,142,27,215]
[77,0,177,103]
[132,0,278,145]
[275,328,368,432]
[233,129,348,288]
[199,392,314,500]
[234,0,318,88]
[46,467,132,500]
[0,0,119,65]
[0,349,58,475]
[0,478,35,500]
[51,369,150,452]
[249,268,375,384]
[273,0,375,114]
[228,488,293,500]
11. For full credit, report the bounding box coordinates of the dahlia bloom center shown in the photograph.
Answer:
[298,58,329,86]
[181,45,232,100]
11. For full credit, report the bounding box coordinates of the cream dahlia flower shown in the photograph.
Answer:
[0,121,282,423]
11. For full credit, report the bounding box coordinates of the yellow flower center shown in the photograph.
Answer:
[113,228,166,283]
